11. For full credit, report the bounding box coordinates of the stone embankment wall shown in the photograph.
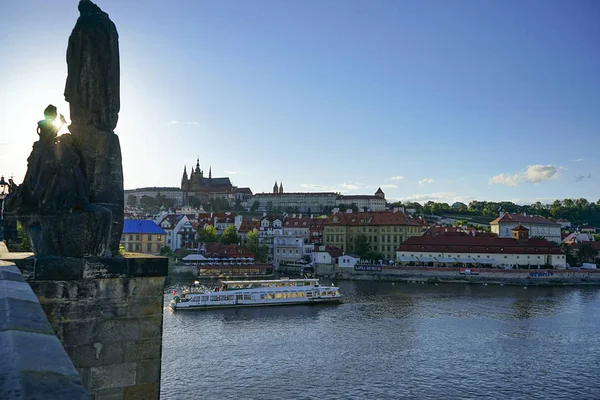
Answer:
[13,255,168,400]
[336,266,600,285]
[0,260,90,399]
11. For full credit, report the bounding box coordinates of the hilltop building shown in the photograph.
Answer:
[490,212,561,243]
[253,184,388,213]
[179,158,252,207]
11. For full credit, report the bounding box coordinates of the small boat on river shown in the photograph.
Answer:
[170,278,341,311]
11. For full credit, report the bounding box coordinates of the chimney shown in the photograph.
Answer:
[499,211,504,219]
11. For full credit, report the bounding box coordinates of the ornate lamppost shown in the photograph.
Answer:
[0,175,8,242]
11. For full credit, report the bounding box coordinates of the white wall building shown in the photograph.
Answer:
[338,255,361,269]
[490,212,561,243]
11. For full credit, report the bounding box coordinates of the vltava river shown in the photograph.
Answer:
[161,281,600,399]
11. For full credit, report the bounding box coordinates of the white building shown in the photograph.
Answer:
[337,188,387,211]
[490,212,561,243]
[338,255,361,269]
[273,236,305,267]
[398,227,567,269]
[159,214,190,250]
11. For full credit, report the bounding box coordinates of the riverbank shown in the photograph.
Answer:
[333,266,600,286]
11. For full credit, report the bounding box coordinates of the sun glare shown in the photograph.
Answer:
[52,116,69,136]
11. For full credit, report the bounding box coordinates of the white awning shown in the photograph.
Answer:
[455,257,477,264]
[476,259,498,265]
[417,257,437,263]
[436,257,457,263]
[398,256,419,262]
[182,254,207,261]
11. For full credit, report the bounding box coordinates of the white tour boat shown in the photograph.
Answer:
[170,278,341,310]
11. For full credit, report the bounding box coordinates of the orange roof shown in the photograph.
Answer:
[512,224,529,231]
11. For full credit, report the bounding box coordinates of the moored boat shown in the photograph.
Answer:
[170,278,341,310]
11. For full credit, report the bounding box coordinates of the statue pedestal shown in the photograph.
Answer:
[12,254,168,400]
[24,205,112,258]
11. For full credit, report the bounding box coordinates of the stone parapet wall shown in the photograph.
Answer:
[9,255,168,400]
[0,260,90,399]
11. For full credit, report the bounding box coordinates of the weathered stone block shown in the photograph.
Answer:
[95,318,141,343]
[0,330,81,377]
[123,382,159,400]
[65,340,128,369]
[127,296,163,317]
[126,339,161,362]
[0,297,55,335]
[0,279,40,303]
[88,363,136,390]
[95,386,125,400]
[135,359,161,384]
[60,320,100,346]
[4,370,91,400]
[0,269,25,282]
[138,316,163,339]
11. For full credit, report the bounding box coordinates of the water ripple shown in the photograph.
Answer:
[161,283,600,399]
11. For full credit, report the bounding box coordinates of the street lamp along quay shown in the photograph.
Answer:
[0,175,9,241]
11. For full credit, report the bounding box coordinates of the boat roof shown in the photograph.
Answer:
[222,278,319,285]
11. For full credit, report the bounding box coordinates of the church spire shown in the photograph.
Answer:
[209,166,212,180]
[273,181,278,194]
[279,182,283,194]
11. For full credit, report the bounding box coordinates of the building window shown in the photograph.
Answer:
[148,235,152,241]
[147,243,152,252]
[129,235,133,241]
[135,235,140,241]
[135,244,140,251]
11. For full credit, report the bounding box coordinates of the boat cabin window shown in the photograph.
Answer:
[283,292,290,298]
[292,292,298,298]
[260,293,266,299]
[201,296,208,301]
[306,292,312,298]
[243,294,251,300]
[275,293,283,299]
[267,293,275,299]
[298,292,305,297]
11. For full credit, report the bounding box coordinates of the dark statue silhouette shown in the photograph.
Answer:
[6,0,123,257]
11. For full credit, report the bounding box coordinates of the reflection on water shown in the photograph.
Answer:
[161,282,600,400]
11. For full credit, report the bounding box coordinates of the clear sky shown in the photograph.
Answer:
[1,0,599,205]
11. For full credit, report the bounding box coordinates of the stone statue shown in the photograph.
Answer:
[6,0,123,257]
[65,0,120,132]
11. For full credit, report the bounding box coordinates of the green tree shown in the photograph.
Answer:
[246,228,259,248]
[250,200,260,212]
[577,243,598,263]
[253,245,269,263]
[197,225,218,243]
[337,203,348,212]
[17,222,32,252]
[126,195,138,208]
[159,245,173,257]
[354,234,370,258]
[349,203,359,213]
[221,225,239,245]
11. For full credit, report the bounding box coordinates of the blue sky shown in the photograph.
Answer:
[1,0,599,205]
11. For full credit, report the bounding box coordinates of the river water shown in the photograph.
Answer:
[160,281,600,399]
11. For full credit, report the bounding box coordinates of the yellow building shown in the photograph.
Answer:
[323,211,426,261]
[121,220,167,255]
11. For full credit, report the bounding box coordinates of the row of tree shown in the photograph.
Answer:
[390,198,600,226]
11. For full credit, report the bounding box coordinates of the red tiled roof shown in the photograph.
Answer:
[324,211,423,227]
[283,215,311,227]
[512,224,529,231]
[398,233,563,255]
[238,220,260,233]
[490,213,560,226]
[204,243,254,258]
